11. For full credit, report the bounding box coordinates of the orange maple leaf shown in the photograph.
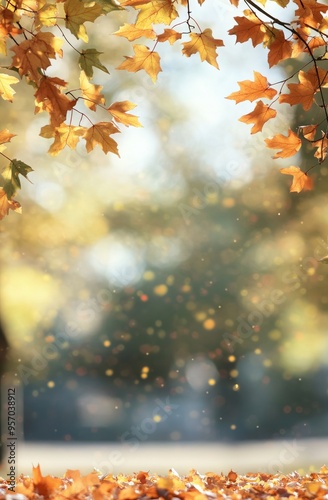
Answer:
[11,32,63,83]
[0,187,21,220]
[265,129,302,158]
[35,77,76,127]
[226,71,277,103]
[0,129,16,152]
[279,70,317,111]
[108,101,142,127]
[117,45,162,82]
[267,29,293,68]
[84,122,120,155]
[80,71,105,111]
[114,23,156,41]
[239,101,277,134]
[312,134,328,162]
[299,124,317,140]
[182,28,224,69]
[228,11,268,47]
[157,28,182,45]
[280,166,313,193]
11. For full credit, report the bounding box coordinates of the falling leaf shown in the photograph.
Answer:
[114,23,156,41]
[108,101,142,127]
[239,100,276,133]
[80,70,105,111]
[84,121,120,155]
[265,129,302,158]
[117,45,162,82]
[182,28,224,69]
[0,187,21,220]
[280,166,313,192]
[64,0,103,42]
[226,71,277,103]
[79,49,109,79]
[0,73,19,101]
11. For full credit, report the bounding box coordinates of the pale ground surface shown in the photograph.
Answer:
[1,439,327,478]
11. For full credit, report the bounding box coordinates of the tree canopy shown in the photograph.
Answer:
[1,0,328,219]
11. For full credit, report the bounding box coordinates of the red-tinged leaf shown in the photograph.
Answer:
[114,23,156,41]
[279,70,317,111]
[157,28,182,45]
[267,29,292,67]
[239,100,276,133]
[34,77,76,127]
[280,166,313,193]
[265,129,302,158]
[226,71,277,103]
[117,45,162,82]
[182,28,224,69]
[228,11,268,47]
[84,122,120,155]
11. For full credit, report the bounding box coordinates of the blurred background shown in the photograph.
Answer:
[1,0,328,476]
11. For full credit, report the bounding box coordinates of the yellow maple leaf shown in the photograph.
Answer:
[114,23,156,41]
[129,0,178,29]
[40,124,87,155]
[108,101,142,127]
[36,0,57,27]
[84,122,120,155]
[117,45,162,82]
[0,187,21,220]
[280,166,313,193]
[0,73,19,102]
[80,71,105,111]
[239,100,277,134]
[226,71,277,102]
[64,0,103,42]
[265,129,302,158]
[182,29,224,69]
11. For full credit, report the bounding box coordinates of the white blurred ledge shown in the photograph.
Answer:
[1,439,327,477]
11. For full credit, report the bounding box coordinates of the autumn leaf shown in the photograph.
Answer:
[228,11,268,47]
[114,23,156,41]
[40,123,87,155]
[131,0,178,29]
[157,29,182,45]
[279,70,317,110]
[36,1,58,27]
[64,0,103,42]
[182,29,224,69]
[11,32,63,83]
[84,121,120,155]
[299,124,317,140]
[1,159,33,199]
[312,134,328,162]
[108,101,142,127]
[267,29,293,67]
[0,187,21,220]
[80,70,105,110]
[239,101,277,133]
[0,73,19,101]
[117,45,162,82]
[79,49,109,79]
[226,71,277,103]
[0,129,16,153]
[265,129,302,158]
[35,76,76,127]
[280,166,313,192]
